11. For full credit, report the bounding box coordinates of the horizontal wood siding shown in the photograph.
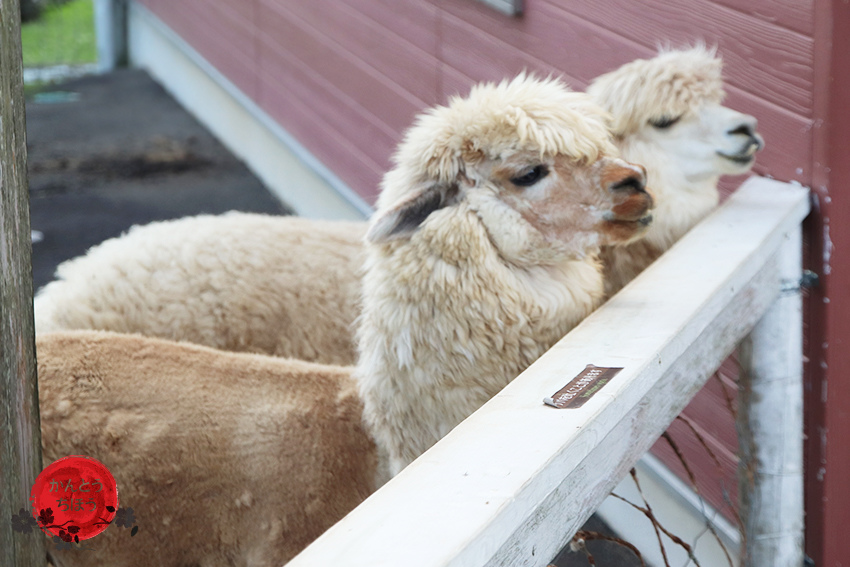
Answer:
[710,0,814,36]
[135,0,815,526]
[135,0,815,198]
[435,0,814,186]
[140,0,260,101]
[550,0,813,114]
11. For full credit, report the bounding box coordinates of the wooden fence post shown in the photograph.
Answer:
[737,226,805,566]
[0,0,47,565]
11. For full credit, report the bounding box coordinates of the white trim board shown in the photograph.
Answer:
[126,1,372,220]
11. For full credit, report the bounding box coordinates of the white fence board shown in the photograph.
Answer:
[287,178,809,567]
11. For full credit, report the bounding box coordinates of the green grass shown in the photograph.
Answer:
[21,0,97,67]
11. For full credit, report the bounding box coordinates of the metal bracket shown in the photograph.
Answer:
[800,269,820,289]
[781,270,819,293]
[475,0,523,16]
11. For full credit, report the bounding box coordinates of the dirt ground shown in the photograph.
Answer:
[25,69,642,567]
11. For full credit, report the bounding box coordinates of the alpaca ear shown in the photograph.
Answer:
[367,182,458,243]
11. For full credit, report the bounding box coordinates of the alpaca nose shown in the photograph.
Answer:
[608,165,648,196]
[727,116,764,154]
[728,116,759,140]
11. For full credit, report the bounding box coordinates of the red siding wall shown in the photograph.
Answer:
[136,0,822,539]
[137,0,814,203]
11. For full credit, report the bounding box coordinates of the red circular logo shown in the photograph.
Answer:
[30,456,118,541]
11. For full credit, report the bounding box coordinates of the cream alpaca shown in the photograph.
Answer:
[34,49,760,365]
[587,46,763,295]
[36,216,366,364]
[38,75,653,566]
[353,74,653,474]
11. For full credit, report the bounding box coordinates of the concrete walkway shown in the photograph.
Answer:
[27,69,289,290]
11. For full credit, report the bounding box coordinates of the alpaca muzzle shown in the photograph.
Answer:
[605,163,654,222]
[718,117,764,165]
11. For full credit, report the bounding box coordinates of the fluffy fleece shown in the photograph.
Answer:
[352,74,652,475]
[588,46,764,295]
[34,49,760,363]
[35,216,366,365]
[38,330,375,567]
[36,75,653,565]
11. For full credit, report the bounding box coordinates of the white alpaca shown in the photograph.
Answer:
[37,75,654,567]
[587,46,763,295]
[35,216,366,365]
[33,48,760,366]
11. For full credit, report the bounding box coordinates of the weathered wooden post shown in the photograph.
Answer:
[0,0,47,565]
[737,226,805,566]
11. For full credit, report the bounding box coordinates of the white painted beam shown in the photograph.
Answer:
[287,177,809,567]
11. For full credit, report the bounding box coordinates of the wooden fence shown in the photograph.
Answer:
[287,177,809,567]
[0,4,810,556]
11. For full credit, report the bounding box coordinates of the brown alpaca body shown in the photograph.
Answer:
[39,331,376,567]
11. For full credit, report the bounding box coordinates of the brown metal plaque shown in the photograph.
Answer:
[543,365,623,409]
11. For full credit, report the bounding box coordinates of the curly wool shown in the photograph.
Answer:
[33,54,730,367]
[35,75,631,566]
[356,75,623,476]
[38,330,375,567]
[377,73,616,209]
[587,45,724,138]
[35,214,367,365]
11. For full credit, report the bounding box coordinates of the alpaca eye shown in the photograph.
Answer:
[649,115,682,129]
[510,165,549,187]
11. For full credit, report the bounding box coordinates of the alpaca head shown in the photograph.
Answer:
[367,74,655,265]
[587,46,764,185]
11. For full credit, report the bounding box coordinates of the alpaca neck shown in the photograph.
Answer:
[356,206,604,478]
[601,138,721,297]
[619,138,720,251]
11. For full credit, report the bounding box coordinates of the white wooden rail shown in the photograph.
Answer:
[287,177,809,567]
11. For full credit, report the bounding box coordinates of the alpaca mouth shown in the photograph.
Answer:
[717,135,764,165]
[604,213,653,231]
[602,214,654,245]
[718,152,756,165]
